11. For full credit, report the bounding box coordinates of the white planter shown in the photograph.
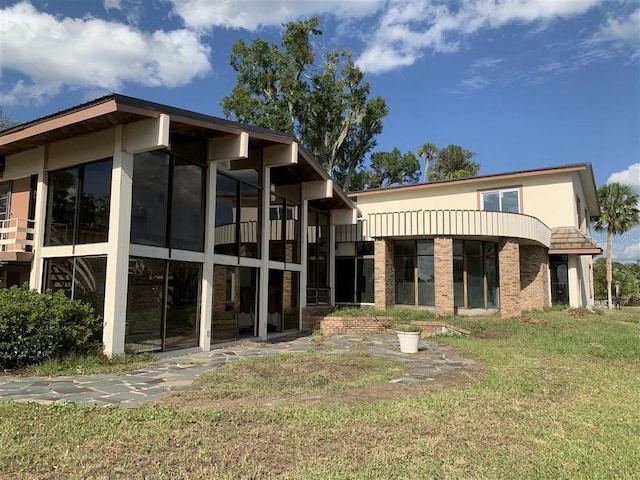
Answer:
[397,331,421,353]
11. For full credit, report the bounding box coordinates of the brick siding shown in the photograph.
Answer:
[434,237,455,315]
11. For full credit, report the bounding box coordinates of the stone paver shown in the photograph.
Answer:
[0,334,476,407]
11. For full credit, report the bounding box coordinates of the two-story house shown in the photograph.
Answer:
[338,164,601,316]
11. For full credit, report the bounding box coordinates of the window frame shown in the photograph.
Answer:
[479,187,521,213]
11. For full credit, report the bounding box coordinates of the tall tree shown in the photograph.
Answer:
[221,18,388,191]
[429,144,480,181]
[356,148,420,190]
[592,182,640,308]
[416,142,438,182]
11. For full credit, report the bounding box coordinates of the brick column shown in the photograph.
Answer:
[374,238,394,310]
[434,237,454,316]
[499,238,521,318]
[519,245,549,311]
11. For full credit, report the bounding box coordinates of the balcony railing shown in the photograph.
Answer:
[336,209,551,247]
[0,218,36,253]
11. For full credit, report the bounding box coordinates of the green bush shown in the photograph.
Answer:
[0,286,102,369]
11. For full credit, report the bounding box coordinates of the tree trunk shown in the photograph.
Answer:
[606,231,613,309]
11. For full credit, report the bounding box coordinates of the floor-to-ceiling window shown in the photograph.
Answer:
[335,241,375,305]
[125,257,201,352]
[307,209,330,305]
[453,240,499,309]
[394,240,434,306]
[211,265,258,343]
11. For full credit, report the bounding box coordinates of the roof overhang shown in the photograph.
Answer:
[549,227,602,255]
[0,93,357,213]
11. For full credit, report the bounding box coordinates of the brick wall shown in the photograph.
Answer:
[374,238,395,310]
[303,316,391,334]
[499,238,521,318]
[434,237,455,315]
[519,245,550,311]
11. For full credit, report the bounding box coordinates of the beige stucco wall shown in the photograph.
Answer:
[354,171,585,231]
[47,129,116,171]
[5,149,41,180]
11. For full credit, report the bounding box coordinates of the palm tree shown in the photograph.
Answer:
[416,142,438,183]
[592,182,640,309]
[429,144,480,181]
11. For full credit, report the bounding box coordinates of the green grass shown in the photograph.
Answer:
[327,305,436,322]
[1,308,639,479]
[18,351,155,377]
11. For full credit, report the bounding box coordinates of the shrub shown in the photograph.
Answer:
[0,286,102,369]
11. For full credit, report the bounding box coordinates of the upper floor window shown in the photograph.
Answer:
[45,159,113,246]
[131,150,205,252]
[481,188,520,213]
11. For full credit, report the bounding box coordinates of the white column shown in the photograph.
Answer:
[199,162,217,350]
[258,167,271,340]
[102,126,133,356]
[300,200,309,308]
[568,254,579,308]
[29,147,47,290]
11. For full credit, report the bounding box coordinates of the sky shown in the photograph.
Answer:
[0,0,639,261]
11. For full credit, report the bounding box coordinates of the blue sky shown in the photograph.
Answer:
[1,0,638,261]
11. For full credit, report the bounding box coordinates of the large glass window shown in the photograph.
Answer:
[214,172,261,258]
[125,257,201,352]
[212,265,258,342]
[395,240,434,306]
[481,189,520,213]
[45,159,112,246]
[171,158,205,251]
[43,256,108,319]
[335,241,374,304]
[131,150,205,251]
[453,240,499,309]
[267,269,300,332]
[307,209,330,304]
[269,193,300,263]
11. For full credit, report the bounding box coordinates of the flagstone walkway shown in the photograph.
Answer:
[0,334,476,407]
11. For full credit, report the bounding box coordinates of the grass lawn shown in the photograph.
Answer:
[1,308,639,479]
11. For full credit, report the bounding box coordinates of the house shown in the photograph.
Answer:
[337,164,602,316]
[0,94,357,355]
[0,94,601,356]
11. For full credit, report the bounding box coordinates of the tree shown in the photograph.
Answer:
[221,17,388,192]
[0,106,17,130]
[416,142,438,182]
[428,144,480,181]
[592,182,640,308]
[355,148,420,190]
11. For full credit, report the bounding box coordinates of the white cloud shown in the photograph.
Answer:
[355,0,607,73]
[0,1,211,105]
[169,0,383,31]
[597,8,640,44]
[607,163,640,192]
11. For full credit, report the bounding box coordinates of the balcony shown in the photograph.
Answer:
[0,218,36,262]
[336,209,552,247]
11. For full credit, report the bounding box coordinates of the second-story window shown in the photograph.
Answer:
[481,188,520,213]
[45,159,113,246]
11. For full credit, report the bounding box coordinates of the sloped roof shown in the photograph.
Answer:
[549,227,602,255]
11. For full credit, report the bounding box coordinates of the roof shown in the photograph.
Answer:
[0,93,355,211]
[549,227,602,255]
[350,163,600,216]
